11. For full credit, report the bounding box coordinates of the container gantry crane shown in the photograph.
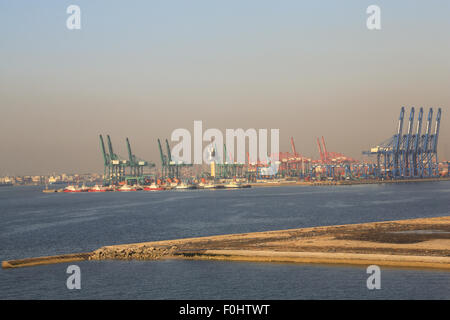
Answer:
[106,135,128,184]
[363,107,442,179]
[157,138,192,181]
[99,134,111,185]
[98,134,129,185]
[126,137,155,177]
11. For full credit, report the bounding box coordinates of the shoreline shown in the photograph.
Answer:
[250,177,450,187]
[3,216,450,270]
[173,250,450,271]
[4,176,450,191]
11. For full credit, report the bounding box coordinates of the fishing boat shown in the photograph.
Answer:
[203,183,224,189]
[223,181,251,189]
[63,185,83,193]
[42,185,57,193]
[175,183,197,190]
[143,184,165,191]
[223,181,242,188]
[88,185,111,192]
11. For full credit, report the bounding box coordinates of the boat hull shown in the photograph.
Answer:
[143,187,165,191]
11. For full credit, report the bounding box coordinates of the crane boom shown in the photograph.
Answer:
[157,139,166,166]
[290,137,297,156]
[317,138,324,163]
[165,139,172,163]
[321,136,328,162]
[424,108,433,153]
[99,135,109,166]
[432,108,441,153]
[107,135,117,160]
[414,107,423,153]
[223,144,228,163]
[394,107,405,153]
[126,137,134,164]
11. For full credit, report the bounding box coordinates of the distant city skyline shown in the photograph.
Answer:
[1,1,449,175]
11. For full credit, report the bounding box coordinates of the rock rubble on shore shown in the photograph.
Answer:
[89,245,178,261]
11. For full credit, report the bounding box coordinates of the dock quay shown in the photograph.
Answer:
[249,177,450,187]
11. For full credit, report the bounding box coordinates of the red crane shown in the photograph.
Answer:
[290,137,298,157]
[317,136,358,164]
[317,138,324,163]
[321,136,329,163]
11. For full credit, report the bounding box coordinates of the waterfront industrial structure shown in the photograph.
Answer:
[363,107,442,179]
[157,138,193,182]
[213,144,245,179]
[99,134,154,185]
[251,107,445,181]
[7,107,446,190]
[97,107,446,186]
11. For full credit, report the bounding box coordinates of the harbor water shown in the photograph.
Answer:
[1,182,450,299]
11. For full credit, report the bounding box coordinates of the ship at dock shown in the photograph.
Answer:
[63,185,90,193]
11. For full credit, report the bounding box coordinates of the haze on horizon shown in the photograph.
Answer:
[1,1,449,175]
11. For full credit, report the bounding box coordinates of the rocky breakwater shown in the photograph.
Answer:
[4,216,450,270]
[89,244,179,261]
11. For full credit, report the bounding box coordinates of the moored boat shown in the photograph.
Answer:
[88,185,111,192]
[143,184,165,191]
[223,181,251,189]
[203,183,224,189]
[175,183,197,190]
[223,182,242,188]
[117,184,137,192]
[63,185,84,193]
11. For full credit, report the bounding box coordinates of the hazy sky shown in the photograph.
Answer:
[1,1,449,175]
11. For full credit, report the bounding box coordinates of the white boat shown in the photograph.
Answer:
[88,185,111,192]
[144,184,165,191]
[63,185,86,193]
[117,184,137,192]
[203,183,224,189]
[223,182,251,189]
[175,183,196,190]
[224,182,242,188]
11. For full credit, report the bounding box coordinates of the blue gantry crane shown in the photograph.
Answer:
[363,107,442,179]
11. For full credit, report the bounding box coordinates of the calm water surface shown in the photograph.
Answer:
[1,182,449,299]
